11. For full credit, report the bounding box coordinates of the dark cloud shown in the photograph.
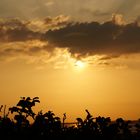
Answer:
[0,15,140,61]
[0,15,69,42]
[44,15,140,58]
[0,18,41,42]
[0,27,40,42]
[0,16,68,60]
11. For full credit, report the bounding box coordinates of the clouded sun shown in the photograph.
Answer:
[75,60,85,68]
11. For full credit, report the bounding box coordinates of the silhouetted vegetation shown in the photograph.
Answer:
[0,97,140,140]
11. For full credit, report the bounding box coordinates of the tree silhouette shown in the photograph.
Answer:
[9,97,40,127]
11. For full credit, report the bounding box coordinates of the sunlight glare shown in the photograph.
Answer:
[75,60,85,68]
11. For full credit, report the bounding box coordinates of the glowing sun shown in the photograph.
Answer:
[75,60,85,68]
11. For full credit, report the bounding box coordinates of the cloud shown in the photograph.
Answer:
[1,15,140,59]
[0,40,46,56]
[0,15,69,43]
[0,15,140,69]
[44,15,69,27]
[0,40,57,66]
[45,14,140,58]
[0,18,41,42]
[27,15,69,32]
[0,16,70,63]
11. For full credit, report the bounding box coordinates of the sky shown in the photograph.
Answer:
[0,0,140,122]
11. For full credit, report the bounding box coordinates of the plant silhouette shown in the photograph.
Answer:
[0,97,140,140]
[9,97,40,128]
[9,97,40,118]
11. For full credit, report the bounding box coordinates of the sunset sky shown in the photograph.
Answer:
[0,0,140,122]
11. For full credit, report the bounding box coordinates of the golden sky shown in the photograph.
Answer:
[0,0,140,122]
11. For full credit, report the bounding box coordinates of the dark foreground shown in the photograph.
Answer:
[1,97,140,140]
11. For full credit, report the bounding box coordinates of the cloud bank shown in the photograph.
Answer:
[0,15,140,65]
[45,14,140,58]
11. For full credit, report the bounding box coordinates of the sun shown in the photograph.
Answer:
[75,60,85,68]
